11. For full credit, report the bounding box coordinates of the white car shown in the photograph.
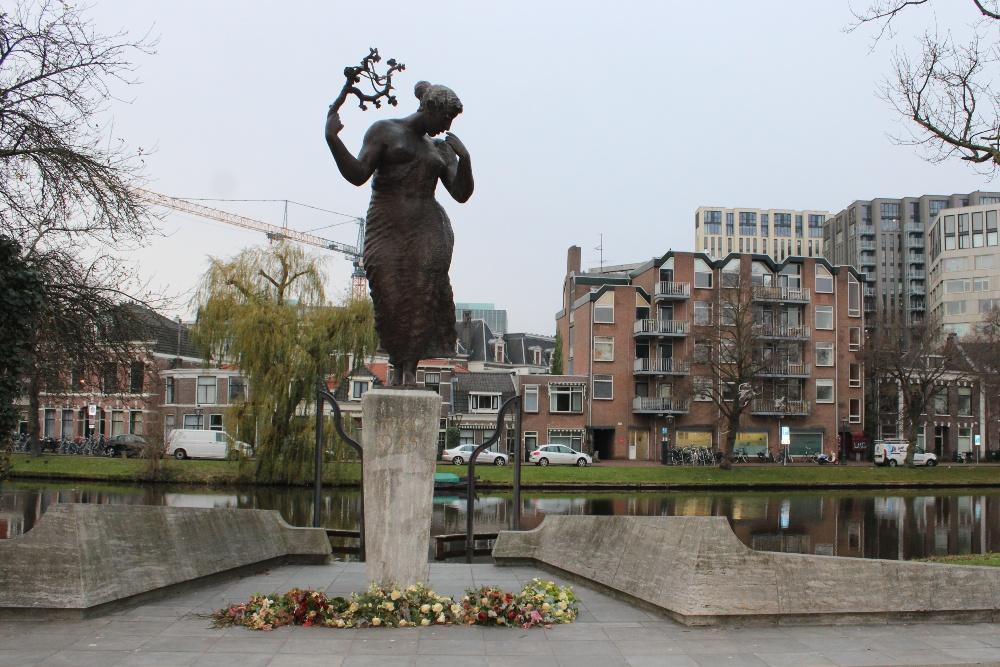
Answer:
[441,444,508,466]
[166,429,251,460]
[874,440,938,467]
[529,444,592,467]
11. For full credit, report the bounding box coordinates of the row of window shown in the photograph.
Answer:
[42,408,144,438]
[941,255,995,272]
[703,236,824,258]
[165,413,224,431]
[942,298,1000,316]
[163,376,245,405]
[523,385,584,413]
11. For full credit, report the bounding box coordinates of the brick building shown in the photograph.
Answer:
[537,246,866,461]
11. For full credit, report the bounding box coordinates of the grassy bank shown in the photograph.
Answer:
[922,553,1000,567]
[6,454,1000,489]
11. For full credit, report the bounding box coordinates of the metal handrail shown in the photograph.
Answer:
[466,395,521,561]
[315,384,365,560]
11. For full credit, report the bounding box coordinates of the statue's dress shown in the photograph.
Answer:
[364,137,457,374]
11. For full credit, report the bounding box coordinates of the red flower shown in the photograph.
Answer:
[478,612,487,622]
[507,610,517,620]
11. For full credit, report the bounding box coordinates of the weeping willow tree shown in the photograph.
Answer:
[193,242,377,483]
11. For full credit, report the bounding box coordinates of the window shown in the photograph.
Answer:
[352,380,369,399]
[988,209,998,245]
[524,432,538,452]
[973,212,984,247]
[975,255,995,270]
[721,260,740,288]
[494,341,505,363]
[593,375,613,400]
[944,215,956,250]
[228,377,245,401]
[959,213,970,248]
[129,362,145,393]
[694,341,711,364]
[958,427,973,453]
[815,265,833,293]
[197,376,217,404]
[944,279,969,294]
[849,327,861,352]
[209,414,223,431]
[550,385,584,413]
[849,363,861,387]
[102,363,118,394]
[594,291,614,323]
[943,257,969,272]
[847,275,861,317]
[816,379,834,403]
[165,414,175,436]
[945,300,967,316]
[693,377,714,401]
[111,410,125,436]
[423,372,440,392]
[524,385,539,412]
[165,377,175,404]
[61,409,74,438]
[933,389,948,415]
[694,258,713,289]
[694,301,713,325]
[459,429,476,445]
[129,411,143,435]
[815,342,834,366]
[470,393,501,413]
[957,387,972,416]
[815,305,833,330]
[593,336,614,361]
[849,398,861,423]
[975,277,990,291]
[44,408,56,437]
[183,414,203,430]
[532,348,542,366]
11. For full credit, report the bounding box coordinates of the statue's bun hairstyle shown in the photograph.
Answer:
[414,81,463,117]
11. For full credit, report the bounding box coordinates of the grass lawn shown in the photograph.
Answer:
[921,553,1000,567]
[6,453,1000,489]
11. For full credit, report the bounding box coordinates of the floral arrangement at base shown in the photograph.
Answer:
[211,578,577,631]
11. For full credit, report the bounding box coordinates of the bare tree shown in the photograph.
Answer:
[0,1,156,250]
[861,316,967,466]
[691,276,776,469]
[850,0,1000,171]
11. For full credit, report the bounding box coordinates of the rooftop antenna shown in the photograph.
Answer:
[595,233,604,272]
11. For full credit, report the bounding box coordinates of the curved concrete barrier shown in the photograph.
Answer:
[0,503,330,616]
[493,515,1000,625]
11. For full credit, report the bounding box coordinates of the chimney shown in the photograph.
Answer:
[567,245,581,275]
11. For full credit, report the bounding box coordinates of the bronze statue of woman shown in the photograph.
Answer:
[325,81,473,386]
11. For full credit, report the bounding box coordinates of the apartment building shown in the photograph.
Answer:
[822,191,1000,328]
[927,202,1000,338]
[694,206,829,261]
[542,246,865,461]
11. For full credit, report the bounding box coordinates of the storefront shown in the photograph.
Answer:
[735,431,768,456]
[675,429,713,449]
[789,431,824,457]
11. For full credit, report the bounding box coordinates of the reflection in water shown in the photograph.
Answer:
[1,481,997,561]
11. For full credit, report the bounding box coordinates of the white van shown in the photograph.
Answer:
[874,439,938,467]
[166,429,249,460]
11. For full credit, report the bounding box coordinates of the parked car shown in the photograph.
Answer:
[441,444,508,466]
[166,430,251,460]
[529,444,592,467]
[874,440,938,467]
[104,434,149,458]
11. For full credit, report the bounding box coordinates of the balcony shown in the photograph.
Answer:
[752,286,811,303]
[908,236,925,248]
[758,362,811,378]
[751,398,811,416]
[654,281,691,300]
[907,270,925,279]
[909,284,926,295]
[863,285,875,296]
[905,222,924,233]
[859,240,876,250]
[753,323,810,340]
[859,224,875,236]
[632,397,690,414]
[907,254,925,265]
[634,319,688,337]
[633,357,691,375]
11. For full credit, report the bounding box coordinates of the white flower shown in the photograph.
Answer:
[390,590,402,600]
[372,617,382,626]
[431,603,443,613]
[558,601,568,610]
[420,604,431,614]
[436,614,446,624]
[383,601,394,611]
[420,618,430,626]
[450,604,462,615]
[541,603,551,611]
[554,609,564,617]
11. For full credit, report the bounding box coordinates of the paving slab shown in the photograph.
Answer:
[3,561,1000,667]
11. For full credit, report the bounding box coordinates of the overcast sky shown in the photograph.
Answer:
[88,0,995,334]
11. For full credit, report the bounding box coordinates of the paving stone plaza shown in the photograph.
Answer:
[2,562,1000,667]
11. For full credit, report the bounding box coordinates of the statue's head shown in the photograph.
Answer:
[415,81,462,136]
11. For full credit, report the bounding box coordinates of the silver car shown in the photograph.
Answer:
[529,444,592,467]
[442,444,508,466]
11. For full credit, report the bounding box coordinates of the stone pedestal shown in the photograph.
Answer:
[361,388,440,586]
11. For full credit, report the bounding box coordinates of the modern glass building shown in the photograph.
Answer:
[695,207,829,262]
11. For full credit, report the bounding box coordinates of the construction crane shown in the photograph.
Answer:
[135,188,368,300]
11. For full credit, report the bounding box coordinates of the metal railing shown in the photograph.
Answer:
[758,362,810,377]
[633,318,689,336]
[633,357,691,374]
[631,397,690,413]
[753,323,810,339]
[751,398,811,415]
[654,281,691,298]
[752,286,811,303]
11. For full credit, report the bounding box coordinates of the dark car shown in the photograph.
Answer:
[104,434,149,458]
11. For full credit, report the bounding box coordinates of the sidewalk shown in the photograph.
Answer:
[2,561,999,667]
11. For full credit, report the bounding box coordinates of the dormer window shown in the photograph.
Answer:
[531,348,542,365]
[470,392,501,413]
[351,380,370,400]
[494,341,505,363]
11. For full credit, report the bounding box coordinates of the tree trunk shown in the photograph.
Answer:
[28,371,41,458]
[718,410,740,470]
[903,411,918,468]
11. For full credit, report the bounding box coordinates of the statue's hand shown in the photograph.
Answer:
[444,132,469,160]
[325,107,344,141]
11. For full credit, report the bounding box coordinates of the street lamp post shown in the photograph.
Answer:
[840,418,849,465]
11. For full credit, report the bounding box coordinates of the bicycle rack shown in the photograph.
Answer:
[464,395,522,562]
[314,383,365,561]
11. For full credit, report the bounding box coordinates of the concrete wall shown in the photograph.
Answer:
[0,504,330,613]
[493,515,1000,625]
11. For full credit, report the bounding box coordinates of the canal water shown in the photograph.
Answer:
[1,480,997,561]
